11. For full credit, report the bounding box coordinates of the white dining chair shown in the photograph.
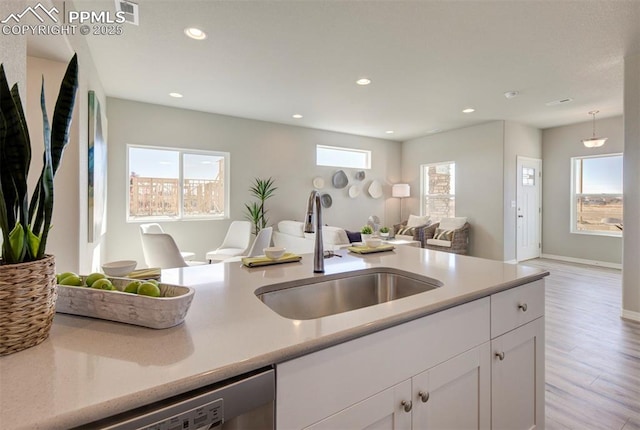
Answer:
[139,223,196,261]
[206,221,252,262]
[139,231,189,269]
[246,227,273,257]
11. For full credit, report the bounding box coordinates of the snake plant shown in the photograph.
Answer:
[0,54,78,264]
[244,177,277,236]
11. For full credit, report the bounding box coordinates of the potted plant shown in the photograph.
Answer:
[360,225,374,242]
[244,177,277,236]
[0,54,78,355]
[379,226,390,238]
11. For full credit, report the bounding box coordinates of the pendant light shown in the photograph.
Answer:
[582,110,607,148]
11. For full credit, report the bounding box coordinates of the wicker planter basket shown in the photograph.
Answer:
[0,254,57,356]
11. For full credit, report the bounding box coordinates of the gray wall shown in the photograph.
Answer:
[503,122,542,261]
[541,115,623,265]
[105,98,401,265]
[401,121,505,260]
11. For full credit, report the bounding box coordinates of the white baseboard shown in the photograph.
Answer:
[540,253,622,270]
[503,259,518,265]
[621,309,640,323]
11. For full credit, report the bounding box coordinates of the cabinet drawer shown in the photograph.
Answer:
[491,280,544,338]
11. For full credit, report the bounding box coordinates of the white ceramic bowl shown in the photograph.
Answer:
[264,247,286,260]
[365,238,382,248]
[102,260,137,277]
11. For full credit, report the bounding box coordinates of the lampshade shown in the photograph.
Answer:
[582,110,607,148]
[392,183,410,198]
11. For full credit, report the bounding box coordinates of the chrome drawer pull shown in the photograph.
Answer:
[401,400,413,412]
[495,351,505,361]
[418,391,430,403]
[518,303,528,312]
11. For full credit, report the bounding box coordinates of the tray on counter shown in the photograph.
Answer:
[56,276,195,329]
[347,245,395,254]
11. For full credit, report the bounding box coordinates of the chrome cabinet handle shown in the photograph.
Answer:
[401,400,413,412]
[518,303,528,312]
[418,391,430,403]
[495,351,505,361]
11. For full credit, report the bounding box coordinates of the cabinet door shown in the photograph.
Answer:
[305,380,412,430]
[492,317,545,430]
[412,343,491,429]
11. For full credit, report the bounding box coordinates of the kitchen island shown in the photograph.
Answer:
[0,246,547,429]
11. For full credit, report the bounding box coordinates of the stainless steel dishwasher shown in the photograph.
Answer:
[76,367,274,430]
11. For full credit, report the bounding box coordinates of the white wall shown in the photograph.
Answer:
[541,115,623,265]
[401,121,505,260]
[503,122,542,261]
[0,1,26,96]
[105,98,401,265]
[623,53,640,321]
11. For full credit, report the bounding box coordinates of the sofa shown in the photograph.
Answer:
[272,220,352,255]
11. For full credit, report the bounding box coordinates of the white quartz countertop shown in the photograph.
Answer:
[0,246,547,429]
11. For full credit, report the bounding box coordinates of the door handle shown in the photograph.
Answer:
[518,215,524,218]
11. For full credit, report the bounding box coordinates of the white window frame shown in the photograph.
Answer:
[316,144,371,169]
[570,153,622,237]
[420,161,456,219]
[126,144,230,222]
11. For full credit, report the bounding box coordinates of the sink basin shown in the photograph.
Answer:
[255,269,442,320]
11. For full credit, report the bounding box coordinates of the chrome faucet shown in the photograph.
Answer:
[304,190,324,273]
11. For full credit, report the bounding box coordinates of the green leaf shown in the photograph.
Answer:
[27,225,40,258]
[8,222,24,260]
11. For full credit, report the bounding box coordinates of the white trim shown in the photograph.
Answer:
[541,253,622,270]
[503,259,518,264]
[621,309,640,323]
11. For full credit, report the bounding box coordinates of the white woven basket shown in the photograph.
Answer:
[56,277,195,329]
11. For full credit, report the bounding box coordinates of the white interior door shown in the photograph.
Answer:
[516,157,541,262]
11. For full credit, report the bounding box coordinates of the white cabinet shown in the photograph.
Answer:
[305,344,491,430]
[276,280,545,430]
[305,380,412,430]
[412,343,491,430]
[490,280,545,430]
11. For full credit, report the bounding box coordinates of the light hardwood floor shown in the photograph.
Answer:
[521,259,640,430]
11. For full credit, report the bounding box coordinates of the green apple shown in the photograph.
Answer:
[57,272,77,283]
[59,274,83,286]
[137,282,161,297]
[91,278,115,290]
[85,272,107,287]
[124,280,141,294]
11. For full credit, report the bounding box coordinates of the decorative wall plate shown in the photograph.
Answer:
[355,171,365,181]
[332,170,348,189]
[368,180,383,199]
[321,193,333,208]
[348,185,360,198]
[312,177,325,189]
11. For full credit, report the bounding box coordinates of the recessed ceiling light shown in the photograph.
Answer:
[169,92,183,98]
[385,130,394,134]
[356,78,372,86]
[292,114,303,119]
[504,91,519,99]
[184,27,207,40]
[427,128,441,134]
[462,108,475,113]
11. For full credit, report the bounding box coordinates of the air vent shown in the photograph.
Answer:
[545,98,573,106]
[115,0,138,25]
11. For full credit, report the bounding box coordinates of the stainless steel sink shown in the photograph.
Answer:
[255,269,442,320]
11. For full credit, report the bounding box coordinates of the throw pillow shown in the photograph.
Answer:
[407,214,430,228]
[396,226,416,236]
[438,217,467,231]
[434,228,454,241]
[345,230,362,243]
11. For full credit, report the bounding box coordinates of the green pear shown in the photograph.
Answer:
[85,272,107,287]
[59,274,83,286]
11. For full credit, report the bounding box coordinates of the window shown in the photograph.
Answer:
[316,145,371,169]
[421,162,455,219]
[571,154,622,236]
[128,145,229,221]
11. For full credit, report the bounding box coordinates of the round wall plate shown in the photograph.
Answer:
[368,180,383,199]
[312,177,325,189]
[348,185,360,198]
[321,193,333,208]
[355,171,365,181]
[332,170,348,189]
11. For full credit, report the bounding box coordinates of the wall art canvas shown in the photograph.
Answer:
[88,91,107,242]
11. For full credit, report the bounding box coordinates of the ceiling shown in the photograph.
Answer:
[32,0,640,141]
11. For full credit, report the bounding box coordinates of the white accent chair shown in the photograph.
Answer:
[140,231,189,269]
[222,227,274,263]
[139,223,196,261]
[206,221,253,262]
